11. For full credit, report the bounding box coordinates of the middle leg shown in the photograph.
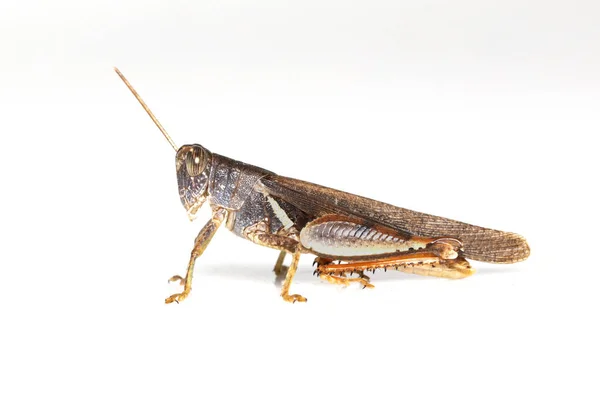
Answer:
[242,225,307,303]
[273,250,287,278]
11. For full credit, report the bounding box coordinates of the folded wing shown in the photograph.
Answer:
[260,175,529,263]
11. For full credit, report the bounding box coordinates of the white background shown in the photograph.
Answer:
[1,1,599,399]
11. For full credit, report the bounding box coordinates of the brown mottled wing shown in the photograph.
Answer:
[260,175,529,263]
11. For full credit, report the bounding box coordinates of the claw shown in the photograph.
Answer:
[282,293,307,303]
[168,275,185,285]
[319,274,374,290]
[165,290,190,304]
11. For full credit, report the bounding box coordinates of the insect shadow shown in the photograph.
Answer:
[202,262,519,291]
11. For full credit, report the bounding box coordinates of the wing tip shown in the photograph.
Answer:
[464,231,530,264]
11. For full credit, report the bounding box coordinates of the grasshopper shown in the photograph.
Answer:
[115,68,530,304]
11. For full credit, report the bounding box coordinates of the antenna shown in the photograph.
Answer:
[114,67,178,152]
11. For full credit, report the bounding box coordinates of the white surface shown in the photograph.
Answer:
[1,1,599,399]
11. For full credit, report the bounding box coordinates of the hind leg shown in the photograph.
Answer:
[315,252,474,280]
[313,257,374,288]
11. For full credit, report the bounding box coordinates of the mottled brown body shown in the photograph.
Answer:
[115,68,530,304]
[166,144,529,303]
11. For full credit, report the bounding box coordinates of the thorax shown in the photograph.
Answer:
[205,154,309,239]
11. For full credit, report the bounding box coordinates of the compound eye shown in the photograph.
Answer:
[185,147,206,177]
